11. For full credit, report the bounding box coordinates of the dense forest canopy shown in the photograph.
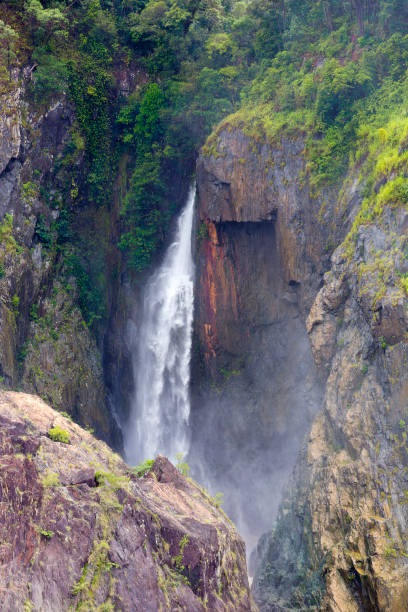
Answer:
[1,0,408,321]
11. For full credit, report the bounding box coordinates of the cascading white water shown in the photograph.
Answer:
[125,185,196,465]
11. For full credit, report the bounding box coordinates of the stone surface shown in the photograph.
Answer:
[0,391,256,612]
[191,128,346,544]
[196,125,408,610]
[249,154,408,608]
[0,73,122,446]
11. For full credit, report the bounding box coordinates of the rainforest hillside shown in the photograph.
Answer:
[1,0,408,611]
[1,0,407,327]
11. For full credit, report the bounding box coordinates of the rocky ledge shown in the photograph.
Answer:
[0,391,256,611]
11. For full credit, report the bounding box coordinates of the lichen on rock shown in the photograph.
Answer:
[0,390,256,612]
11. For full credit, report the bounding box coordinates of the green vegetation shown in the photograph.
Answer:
[133,458,155,477]
[172,534,190,584]
[212,491,224,508]
[41,470,60,487]
[0,19,18,81]
[0,0,407,331]
[94,470,129,490]
[175,452,189,477]
[48,426,70,444]
[199,2,408,203]
[0,213,19,257]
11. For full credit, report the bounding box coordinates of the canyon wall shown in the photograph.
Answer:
[252,210,408,609]
[0,71,134,447]
[191,128,350,544]
[193,125,408,609]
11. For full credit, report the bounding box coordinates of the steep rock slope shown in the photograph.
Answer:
[253,206,408,607]
[194,122,408,609]
[0,71,126,445]
[0,390,256,612]
[191,127,352,542]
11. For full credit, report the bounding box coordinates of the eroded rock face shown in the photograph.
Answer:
[253,213,408,610]
[0,74,122,445]
[191,129,348,544]
[245,173,408,608]
[0,391,256,612]
[195,125,408,610]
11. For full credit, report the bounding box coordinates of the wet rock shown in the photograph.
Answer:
[197,125,408,611]
[191,127,349,540]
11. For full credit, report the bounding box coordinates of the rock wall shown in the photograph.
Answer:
[253,214,408,610]
[191,128,349,545]
[194,125,408,609]
[0,72,127,446]
[0,390,256,611]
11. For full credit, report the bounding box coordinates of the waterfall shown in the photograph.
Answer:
[124,186,196,465]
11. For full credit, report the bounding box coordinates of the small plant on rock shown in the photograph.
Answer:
[132,458,154,477]
[175,453,190,477]
[212,492,224,508]
[48,426,70,444]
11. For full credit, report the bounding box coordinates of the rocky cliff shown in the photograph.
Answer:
[0,69,130,447]
[193,124,408,609]
[191,127,347,544]
[0,390,255,611]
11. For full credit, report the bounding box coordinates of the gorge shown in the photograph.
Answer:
[1,0,408,610]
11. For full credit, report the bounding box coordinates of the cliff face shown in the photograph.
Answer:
[253,216,408,609]
[0,390,255,612]
[194,126,408,609]
[0,72,129,446]
[191,128,348,543]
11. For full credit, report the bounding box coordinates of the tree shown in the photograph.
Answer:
[0,20,18,79]
[24,0,68,44]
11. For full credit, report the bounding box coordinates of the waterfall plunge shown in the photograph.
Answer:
[125,186,196,465]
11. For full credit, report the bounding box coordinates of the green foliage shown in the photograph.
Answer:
[35,214,52,247]
[0,213,18,255]
[133,458,155,477]
[212,491,224,507]
[11,293,19,315]
[39,528,54,539]
[28,53,69,105]
[0,19,18,79]
[24,0,68,45]
[69,56,114,205]
[71,563,88,595]
[48,426,70,444]
[175,452,189,477]
[41,470,60,487]
[94,470,129,490]
[172,534,190,581]
[29,303,39,321]
[17,341,28,365]
[63,250,105,328]
[197,221,209,243]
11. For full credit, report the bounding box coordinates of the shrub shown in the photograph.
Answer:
[175,452,189,477]
[133,458,155,477]
[48,426,70,444]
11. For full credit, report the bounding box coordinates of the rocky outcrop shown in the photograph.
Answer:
[0,72,125,445]
[191,128,348,544]
[253,207,408,610]
[0,390,256,611]
[195,124,408,610]
[20,278,112,439]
